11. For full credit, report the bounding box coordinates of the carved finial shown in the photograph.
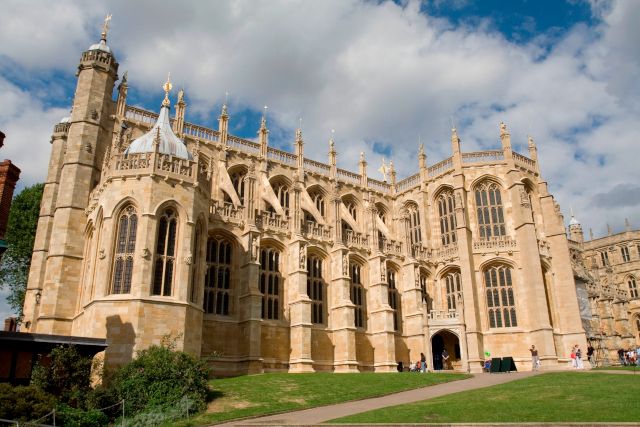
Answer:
[177,88,185,104]
[451,127,459,141]
[122,71,128,85]
[589,228,594,240]
[625,218,631,231]
[329,129,336,152]
[101,14,112,41]
[607,223,612,235]
[296,128,303,143]
[528,135,535,148]
[389,160,395,173]
[378,157,389,182]
[261,105,268,129]
[162,73,172,108]
[499,121,508,136]
[360,151,365,163]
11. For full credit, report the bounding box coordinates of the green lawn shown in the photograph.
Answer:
[178,372,468,425]
[591,365,640,371]
[330,372,640,424]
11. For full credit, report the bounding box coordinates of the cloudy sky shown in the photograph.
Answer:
[0,0,639,318]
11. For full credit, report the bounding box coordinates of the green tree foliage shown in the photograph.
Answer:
[0,183,44,317]
[31,345,93,407]
[0,383,56,422]
[109,342,210,416]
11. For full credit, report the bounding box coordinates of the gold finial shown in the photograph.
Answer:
[101,14,112,41]
[162,73,172,107]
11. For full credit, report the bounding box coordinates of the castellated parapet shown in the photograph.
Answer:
[23,30,591,374]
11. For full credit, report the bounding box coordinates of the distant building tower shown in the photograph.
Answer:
[568,210,584,244]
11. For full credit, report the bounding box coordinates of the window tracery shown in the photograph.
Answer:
[203,237,232,314]
[484,265,517,328]
[112,205,137,294]
[475,182,506,239]
[152,208,177,296]
[437,191,457,246]
[259,248,281,319]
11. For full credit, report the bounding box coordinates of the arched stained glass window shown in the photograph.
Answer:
[203,237,232,314]
[438,191,457,246]
[307,256,325,324]
[152,208,177,296]
[484,265,517,328]
[112,205,137,294]
[387,268,400,332]
[349,263,365,328]
[628,276,638,299]
[444,271,462,311]
[475,182,506,239]
[260,248,281,320]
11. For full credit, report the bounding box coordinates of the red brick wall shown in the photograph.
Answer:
[0,160,20,240]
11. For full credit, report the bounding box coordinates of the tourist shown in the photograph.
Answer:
[636,346,640,366]
[587,343,595,366]
[570,346,577,368]
[618,348,626,366]
[575,346,583,369]
[442,349,450,370]
[420,352,427,373]
[529,345,540,371]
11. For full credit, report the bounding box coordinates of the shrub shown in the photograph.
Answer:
[0,383,57,422]
[31,344,93,406]
[56,404,110,427]
[110,344,210,416]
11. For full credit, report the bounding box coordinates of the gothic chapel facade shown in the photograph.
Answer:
[22,28,588,374]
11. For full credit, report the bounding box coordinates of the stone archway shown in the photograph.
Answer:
[431,329,461,371]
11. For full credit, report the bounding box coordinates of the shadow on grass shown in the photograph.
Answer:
[207,388,225,402]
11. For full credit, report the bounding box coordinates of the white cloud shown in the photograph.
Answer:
[0,0,638,236]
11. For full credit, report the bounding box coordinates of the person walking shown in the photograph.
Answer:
[529,345,540,371]
[587,343,595,366]
[575,346,584,369]
[420,352,427,373]
[442,349,450,370]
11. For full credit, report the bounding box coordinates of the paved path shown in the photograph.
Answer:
[215,371,539,426]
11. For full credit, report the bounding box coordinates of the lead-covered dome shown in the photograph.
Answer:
[124,75,191,160]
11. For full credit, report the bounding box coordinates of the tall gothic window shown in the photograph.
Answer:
[484,265,517,328]
[260,248,281,320]
[600,251,610,267]
[272,182,290,215]
[438,191,457,246]
[189,223,203,303]
[347,202,357,221]
[387,268,400,331]
[408,205,422,245]
[621,246,630,263]
[203,237,232,314]
[312,192,325,217]
[350,263,365,328]
[152,208,177,296]
[112,206,137,294]
[444,271,462,311]
[230,170,246,205]
[307,256,325,324]
[475,182,505,239]
[628,276,638,299]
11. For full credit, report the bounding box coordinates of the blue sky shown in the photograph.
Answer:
[0,0,639,320]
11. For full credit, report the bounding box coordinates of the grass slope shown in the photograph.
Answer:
[331,372,640,423]
[181,372,468,425]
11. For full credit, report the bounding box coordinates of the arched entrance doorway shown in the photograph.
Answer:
[431,329,461,370]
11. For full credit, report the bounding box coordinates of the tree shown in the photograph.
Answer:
[0,183,44,318]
